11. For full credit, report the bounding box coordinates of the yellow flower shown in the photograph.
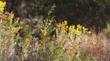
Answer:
[75,30,82,36]
[69,25,75,34]
[63,20,67,25]
[69,26,75,30]
[77,24,82,29]
[0,8,4,12]
[0,1,6,13]
[0,1,6,8]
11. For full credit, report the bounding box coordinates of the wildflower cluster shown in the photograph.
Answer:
[0,2,97,61]
[56,20,90,36]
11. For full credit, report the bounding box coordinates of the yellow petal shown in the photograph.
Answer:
[63,20,67,25]
[0,1,6,8]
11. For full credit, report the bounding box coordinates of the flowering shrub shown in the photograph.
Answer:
[1,1,110,61]
[0,12,97,61]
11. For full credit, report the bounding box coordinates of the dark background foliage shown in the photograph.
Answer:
[5,0,110,32]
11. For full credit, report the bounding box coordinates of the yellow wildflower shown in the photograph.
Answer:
[0,1,6,13]
[63,20,67,25]
[75,30,82,36]
[77,24,82,29]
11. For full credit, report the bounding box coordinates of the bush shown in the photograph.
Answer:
[3,1,110,61]
[0,11,97,61]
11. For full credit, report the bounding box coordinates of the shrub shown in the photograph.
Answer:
[0,12,96,61]
[0,1,102,61]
